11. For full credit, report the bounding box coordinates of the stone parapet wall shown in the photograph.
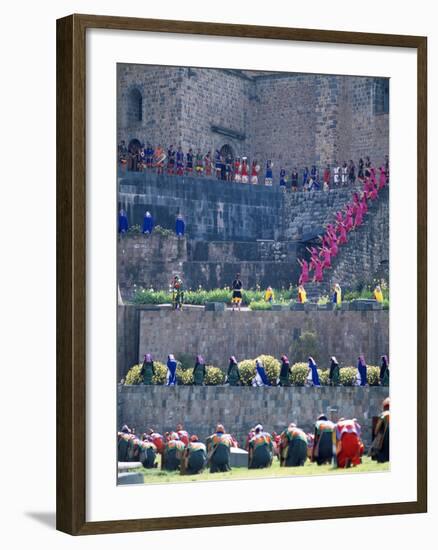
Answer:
[117,385,389,447]
[115,307,390,378]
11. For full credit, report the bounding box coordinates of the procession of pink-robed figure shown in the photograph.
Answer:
[297,164,388,285]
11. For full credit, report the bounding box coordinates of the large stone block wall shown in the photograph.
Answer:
[117,385,389,446]
[117,66,389,183]
[123,307,390,376]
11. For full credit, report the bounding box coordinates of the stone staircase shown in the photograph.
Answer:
[303,186,389,300]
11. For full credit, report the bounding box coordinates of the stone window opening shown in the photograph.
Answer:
[220,144,235,159]
[127,87,143,125]
[373,79,389,115]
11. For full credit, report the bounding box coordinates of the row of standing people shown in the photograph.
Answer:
[117,397,390,475]
[118,141,389,191]
[139,353,389,387]
[118,210,186,237]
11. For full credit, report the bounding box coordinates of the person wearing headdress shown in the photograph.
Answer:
[171,275,184,310]
[226,356,241,386]
[302,166,309,188]
[166,354,178,386]
[291,167,299,192]
[279,355,292,387]
[334,418,364,468]
[279,423,308,467]
[231,273,243,311]
[265,160,273,186]
[162,432,185,471]
[167,144,176,175]
[241,157,249,183]
[225,152,233,181]
[147,428,165,455]
[357,355,368,386]
[154,144,166,175]
[206,424,234,473]
[307,356,321,387]
[193,355,206,386]
[234,157,242,183]
[142,211,154,234]
[329,356,340,386]
[297,259,309,285]
[175,213,185,236]
[369,397,390,463]
[264,286,274,304]
[118,209,129,234]
[181,435,207,475]
[117,425,132,461]
[184,148,193,175]
[373,285,384,303]
[297,284,307,304]
[332,283,342,305]
[252,359,271,387]
[279,167,287,190]
[140,353,155,385]
[379,355,390,386]
[248,425,273,469]
[138,438,157,469]
[323,164,331,191]
[214,150,222,179]
[195,149,204,176]
[251,160,260,185]
[312,414,335,465]
[341,161,348,186]
[175,423,190,446]
[204,150,212,177]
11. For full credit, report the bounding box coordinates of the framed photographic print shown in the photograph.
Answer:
[56,14,427,535]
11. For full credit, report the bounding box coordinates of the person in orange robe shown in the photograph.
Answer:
[334,418,364,468]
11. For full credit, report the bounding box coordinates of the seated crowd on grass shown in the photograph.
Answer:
[118,397,389,476]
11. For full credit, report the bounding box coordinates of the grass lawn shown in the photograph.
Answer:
[132,456,389,485]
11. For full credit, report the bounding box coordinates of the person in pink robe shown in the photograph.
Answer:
[313,259,324,282]
[337,222,348,245]
[329,234,339,257]
[378,166,387,190]
[297,259,310,285]
[360,193,368,214]
[369,183,378,201]
[321,246,332,268]
[354,206,363,228]
[345,206,354,231]
[370,167,377,186]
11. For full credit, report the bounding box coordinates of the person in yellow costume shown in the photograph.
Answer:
[332,283,342,305]
[297,284,307,303]
[264,286,274,303]
[374,285,384,303]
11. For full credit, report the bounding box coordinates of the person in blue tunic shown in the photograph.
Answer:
[175,214,185,237]
[252,359,271,386]
[166,354,178,386]
[118,209,129,234]
[357,355,368,386]
[307,356,321,387]
[142,211,154,234]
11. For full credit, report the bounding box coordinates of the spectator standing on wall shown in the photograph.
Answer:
[291,167,299,192]
[323,165,331,191]
[348,160,356,185]
[333,161,340,187]
[302,166,309,188]
[231,273,243,311]
[341,161,348,186]
[142,211,154,235]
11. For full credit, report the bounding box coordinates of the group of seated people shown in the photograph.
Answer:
[297,166,388,285]
[117,397,390,476]
[118,141,389,193]
[140,353,390,387]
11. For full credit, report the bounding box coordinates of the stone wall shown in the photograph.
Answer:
[116,307,391,377]
[117,66,389,182]
[117,385,389,446]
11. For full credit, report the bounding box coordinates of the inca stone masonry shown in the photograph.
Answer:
[118,65,389,173]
